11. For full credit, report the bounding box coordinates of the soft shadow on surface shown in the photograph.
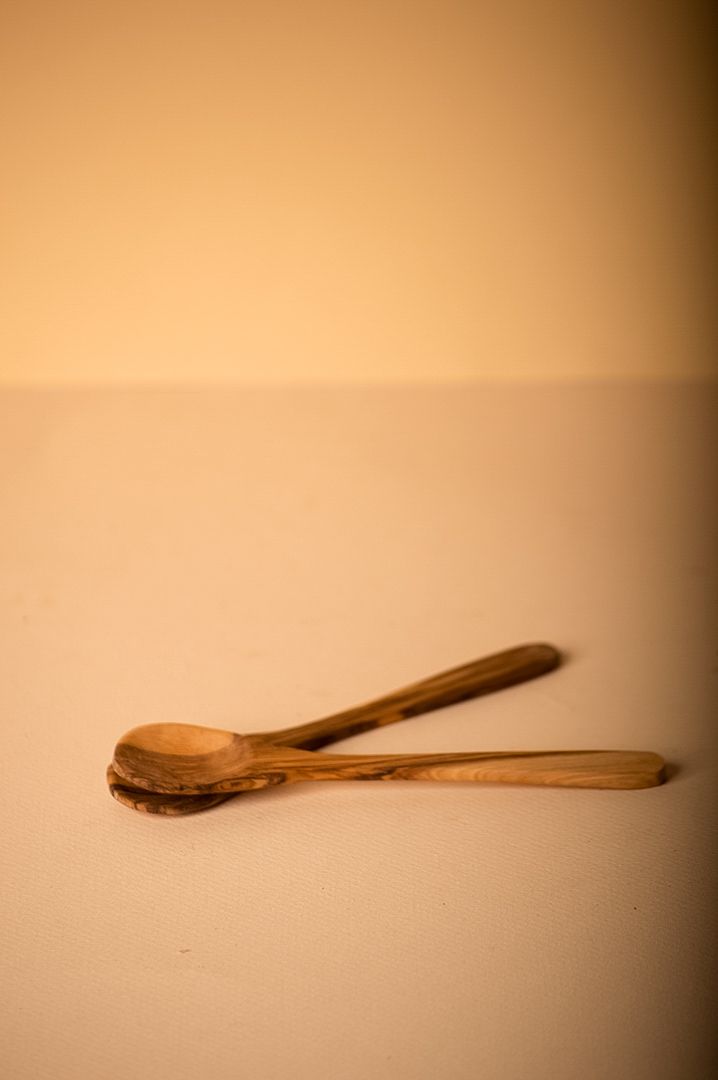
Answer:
[661,761,681,783]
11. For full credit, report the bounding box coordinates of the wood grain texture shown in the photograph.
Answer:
[267,643,562,751]
[105,766,230,814]
[112,726,666,794]
[108,642,561,813]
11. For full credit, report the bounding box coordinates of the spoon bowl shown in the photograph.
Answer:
[113,724,267,794]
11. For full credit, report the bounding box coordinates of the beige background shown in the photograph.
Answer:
[1,0,715,383]
[2,4,716,1078]
[1,383,716,1079]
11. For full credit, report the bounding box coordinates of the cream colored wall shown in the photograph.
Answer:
[1,1,714,383]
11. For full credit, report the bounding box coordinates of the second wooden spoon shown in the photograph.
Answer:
[108,642,560,813]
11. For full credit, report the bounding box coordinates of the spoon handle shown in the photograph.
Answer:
[261,643,560,750]
[265,748,665,790]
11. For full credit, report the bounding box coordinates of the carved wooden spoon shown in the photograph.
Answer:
[108,643,561,813]
[113,726,665,795]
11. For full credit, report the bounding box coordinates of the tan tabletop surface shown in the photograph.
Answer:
[1,383,716,1080]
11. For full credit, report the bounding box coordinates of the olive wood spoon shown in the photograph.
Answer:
[113,728,665,793]
[108,642,560,813]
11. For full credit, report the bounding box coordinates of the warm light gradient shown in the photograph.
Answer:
[1,1,715,382]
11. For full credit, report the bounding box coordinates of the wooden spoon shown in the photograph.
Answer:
[113,727,665,793]
[108,642,560,813]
